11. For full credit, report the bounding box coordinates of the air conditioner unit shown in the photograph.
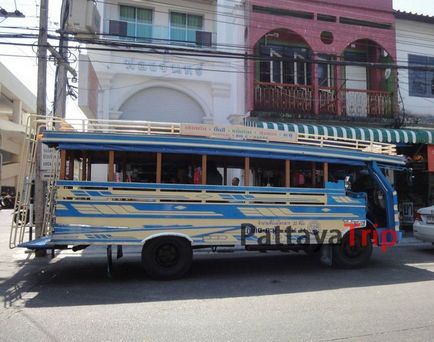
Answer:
[66,0,101,35]
[196,31,212,48]
[109,20,128,37]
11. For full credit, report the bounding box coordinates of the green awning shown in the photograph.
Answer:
[247,121,434,144]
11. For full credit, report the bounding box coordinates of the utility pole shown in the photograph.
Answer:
[53,0,69,118]
[34,0,49,256]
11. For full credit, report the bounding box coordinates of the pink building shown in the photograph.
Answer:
[247,0,397,124]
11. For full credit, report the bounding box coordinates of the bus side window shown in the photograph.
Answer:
[205,155,244,186]
[291,161,325,188]
[161,153,201,184]
[250,158,285,187]
[84,151,109,182]
[117,152,157,183]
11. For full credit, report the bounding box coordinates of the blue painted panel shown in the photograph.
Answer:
[56,201,366,220]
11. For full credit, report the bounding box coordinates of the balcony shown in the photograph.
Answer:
[254,82,394,121]
[105,20,217,49]
[254,82,313,114]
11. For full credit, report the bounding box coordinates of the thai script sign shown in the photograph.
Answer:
[180,124,298,143]
[124,58,204,77]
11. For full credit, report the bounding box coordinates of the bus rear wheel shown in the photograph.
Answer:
[332,230,372,269]
[142,237,192,280]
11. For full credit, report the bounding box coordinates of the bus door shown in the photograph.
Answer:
[368,161,402,245]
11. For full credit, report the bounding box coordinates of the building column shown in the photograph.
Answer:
[98,75,113,120]
[12,99,22,124]
[393,68,399,119]
[216,0,244,51]
[368,46,382,91]
[217,0,246,121]
[335,56,343,116]
[312,53,320,115]
[212,83,231,124]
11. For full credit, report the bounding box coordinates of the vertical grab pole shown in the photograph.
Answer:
[324,162,329,186]
[87,156,92,181]
[59,150,66,180]
[285,160,291,188]
[202,155,207,185]
[244,157,250,186]
[108,151,115,182]
[81,151,87,181]
[68,152,74,180]
[312,162,317,187]
[156,152,162,183]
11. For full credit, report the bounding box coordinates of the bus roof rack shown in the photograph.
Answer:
[28,116,397,156]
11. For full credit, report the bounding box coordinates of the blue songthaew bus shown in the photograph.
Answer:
[10,117,406,279]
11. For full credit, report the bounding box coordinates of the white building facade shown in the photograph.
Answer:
[79,0,246,124]
[395,11,434,122]
[0,62,36,191]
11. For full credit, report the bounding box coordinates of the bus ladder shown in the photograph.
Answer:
[42,149,59,237]
[9,117,44,248]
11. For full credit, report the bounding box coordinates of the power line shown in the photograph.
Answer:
[3,0,432,55]
[2,12,433,57]
[2,50,431,119]
[4,23,434,65]
[3,34,434,74]
[1,49,429,93]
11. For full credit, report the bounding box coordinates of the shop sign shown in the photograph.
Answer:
[401,202,414,225]
[40,144,54,181]
[124,58,204,77]
[428,145,434,172]
[180,124,298,144]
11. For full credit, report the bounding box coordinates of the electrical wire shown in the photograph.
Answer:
[1,1,431,120]
[3,36,434,75]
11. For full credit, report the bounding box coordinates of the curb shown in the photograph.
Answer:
[398,237,431,246]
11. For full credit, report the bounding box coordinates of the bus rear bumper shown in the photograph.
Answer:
[18,236,53,250]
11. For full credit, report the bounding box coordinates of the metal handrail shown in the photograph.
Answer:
[33,115,397,156]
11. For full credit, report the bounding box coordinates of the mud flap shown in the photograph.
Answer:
[320,245,333,266]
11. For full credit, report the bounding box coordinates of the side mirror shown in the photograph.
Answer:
[344,176,352,191]
[407,168,414,186]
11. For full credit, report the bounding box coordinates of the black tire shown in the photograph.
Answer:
[142,237,192,280]
[2,197,12,209]
[332,230,372,269]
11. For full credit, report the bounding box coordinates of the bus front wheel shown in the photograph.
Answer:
[332,230,372,268]
[141,237,192,280]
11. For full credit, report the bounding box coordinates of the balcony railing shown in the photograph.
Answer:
[254,82,313,114]
[254,82,394,120]
[342,89,393,118]
[104,20,217,49]
[319,87,337,115]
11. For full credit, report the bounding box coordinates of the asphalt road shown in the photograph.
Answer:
[1,209,434,342]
